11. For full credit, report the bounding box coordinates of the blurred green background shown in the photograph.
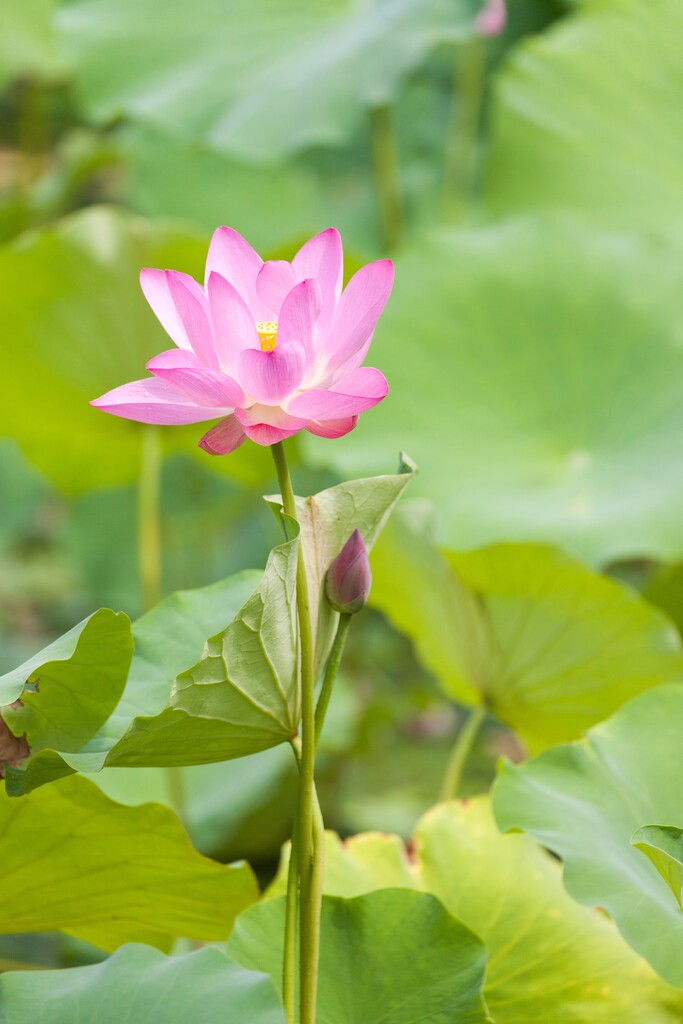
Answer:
[2,0,683,967]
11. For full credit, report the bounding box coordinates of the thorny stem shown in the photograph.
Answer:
[439,705,487,802]
[271,441,321,1024]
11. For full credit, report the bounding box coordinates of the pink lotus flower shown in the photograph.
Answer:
[91,227,392,454]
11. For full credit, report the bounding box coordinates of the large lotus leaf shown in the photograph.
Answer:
[308,216,683,562]
[269,454,416,676]
[0,608,132,770]
[370,512,683,751]
[0,774,258,951]
[6,569,261,794]
[59,0,479,160]
[228,889,491,1024]
[268,798,683,1022]
[493,683,683,988]
[0,205,271,492]
[484,0,683,244]
[0,0,67,88]
[632,826,683,911]
[0,944,285,1024]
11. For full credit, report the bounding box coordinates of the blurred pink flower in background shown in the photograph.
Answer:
[91,228,392,453]
[475,0,506,37]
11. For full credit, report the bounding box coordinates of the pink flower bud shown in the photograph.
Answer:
[475,0,506,37]
[326,529,371,615]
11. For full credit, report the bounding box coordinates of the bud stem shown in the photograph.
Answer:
[315,613,351,748]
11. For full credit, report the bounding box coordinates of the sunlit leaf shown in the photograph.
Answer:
[229,889,491,1024]
[60,0,479,159]
[0,0,67,87]
[484,0,683,244]
[0,944,285,1023]
[493,683,683,987]
[309,216,683,562]
[268,798,683,1022]
[632,826,683,910]
[0,206,270,493]
[0,774,258,951]
[370,513,683,751]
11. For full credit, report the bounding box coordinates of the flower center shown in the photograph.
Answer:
[257,321,278,351]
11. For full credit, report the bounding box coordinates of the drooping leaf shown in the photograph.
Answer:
[370,513,683,751]
[6,569,261,793]
[484,0,683,245]
[632,826,683,911]
[0,944,285,1023]
[60,0,479,160]
[0,774,258,951]
[0,206,270,493]
[0,608,132,769]
[308,216,683,563]
[493,683,683,987]
[269,454,416,675]
[268,798,683,1022]
[229,889,491,1024]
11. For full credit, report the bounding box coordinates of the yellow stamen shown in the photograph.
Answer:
[257,321,278,351]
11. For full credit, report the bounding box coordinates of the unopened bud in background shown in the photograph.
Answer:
[475,0,507,37]
[325,529,372,615]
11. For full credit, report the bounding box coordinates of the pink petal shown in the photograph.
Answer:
[277,279,321,367]
[205,226,263,314]
[475,0,506,37]
[148,365,246,408]
[256,260,297,315]
[306,415,358,439]
[322,260,394,371]
[165,271,218,368]
[207,272,260,371]
[146,348,202,370]
[90,378,228,425]
[286,367,388,419]
[198,415,246,455]
[292,228,343,326]
[237,341,306,405]
[140,269,200,351]
[234,404,307,447]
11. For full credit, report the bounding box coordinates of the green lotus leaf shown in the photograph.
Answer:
[484,0,683,244]
[60,0,479,160]
[632,826,683,910]
[0,0,67,88]
[267,798,683,1022]
[308,216,683,562]
[370,512,683,751]
[0,206,271,493]
[229,889,491,1024]
[0,944,284,1023]
[0,608,132,772]
[0,774,258,951]
[6,569,261,793]
[493,683,683,987]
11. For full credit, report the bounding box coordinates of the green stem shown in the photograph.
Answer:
[138,425,162,611]
[271,441,321,1024]
[284,739,302,1024]
[315,613,351,747]
[439,705,486,802]
[442,38,487,221]
[369,103,404,252]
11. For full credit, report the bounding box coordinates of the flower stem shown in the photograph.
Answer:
[271,441,321,1024]
[315,613,351,747]
[369,103,404,252]
[284,740,301,1024]
[439,705,486,802]
[442,38,487,221]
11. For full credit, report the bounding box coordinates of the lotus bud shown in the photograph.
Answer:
[475,0,506,37]
[326,529,371,615]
